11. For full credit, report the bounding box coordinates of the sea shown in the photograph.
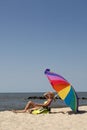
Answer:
[0,92,87,111]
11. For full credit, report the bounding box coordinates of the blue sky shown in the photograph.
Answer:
[0,0,87,92]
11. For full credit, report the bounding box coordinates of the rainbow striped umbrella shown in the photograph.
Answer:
[45,69,78,112]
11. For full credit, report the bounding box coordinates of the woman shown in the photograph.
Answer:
[12,92,54,113]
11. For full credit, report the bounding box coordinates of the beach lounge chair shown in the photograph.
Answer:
[31,107,51,114]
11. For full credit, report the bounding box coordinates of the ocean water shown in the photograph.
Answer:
[0,92,87,111]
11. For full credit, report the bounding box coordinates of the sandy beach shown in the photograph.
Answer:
[0,106,87,130]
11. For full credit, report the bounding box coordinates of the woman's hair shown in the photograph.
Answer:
[44,92,54,99]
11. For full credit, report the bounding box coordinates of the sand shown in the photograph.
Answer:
[0,106,87,130]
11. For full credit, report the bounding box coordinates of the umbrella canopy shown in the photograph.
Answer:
[45,69,78,112]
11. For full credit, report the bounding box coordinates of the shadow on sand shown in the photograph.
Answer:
[50,111,66,114]
[50,110,87,115]
[67,110,87,115]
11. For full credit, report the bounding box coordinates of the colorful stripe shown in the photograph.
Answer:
[58,85,71,100]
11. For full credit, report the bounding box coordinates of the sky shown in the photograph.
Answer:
[0,0,87,92]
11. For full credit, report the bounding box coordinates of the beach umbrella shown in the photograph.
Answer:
[45,69,78,112]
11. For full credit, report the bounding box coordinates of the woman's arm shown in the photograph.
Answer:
[34,99,52,107]
[42,99,52,107]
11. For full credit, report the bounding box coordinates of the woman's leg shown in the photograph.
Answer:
[12,101,36,113]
